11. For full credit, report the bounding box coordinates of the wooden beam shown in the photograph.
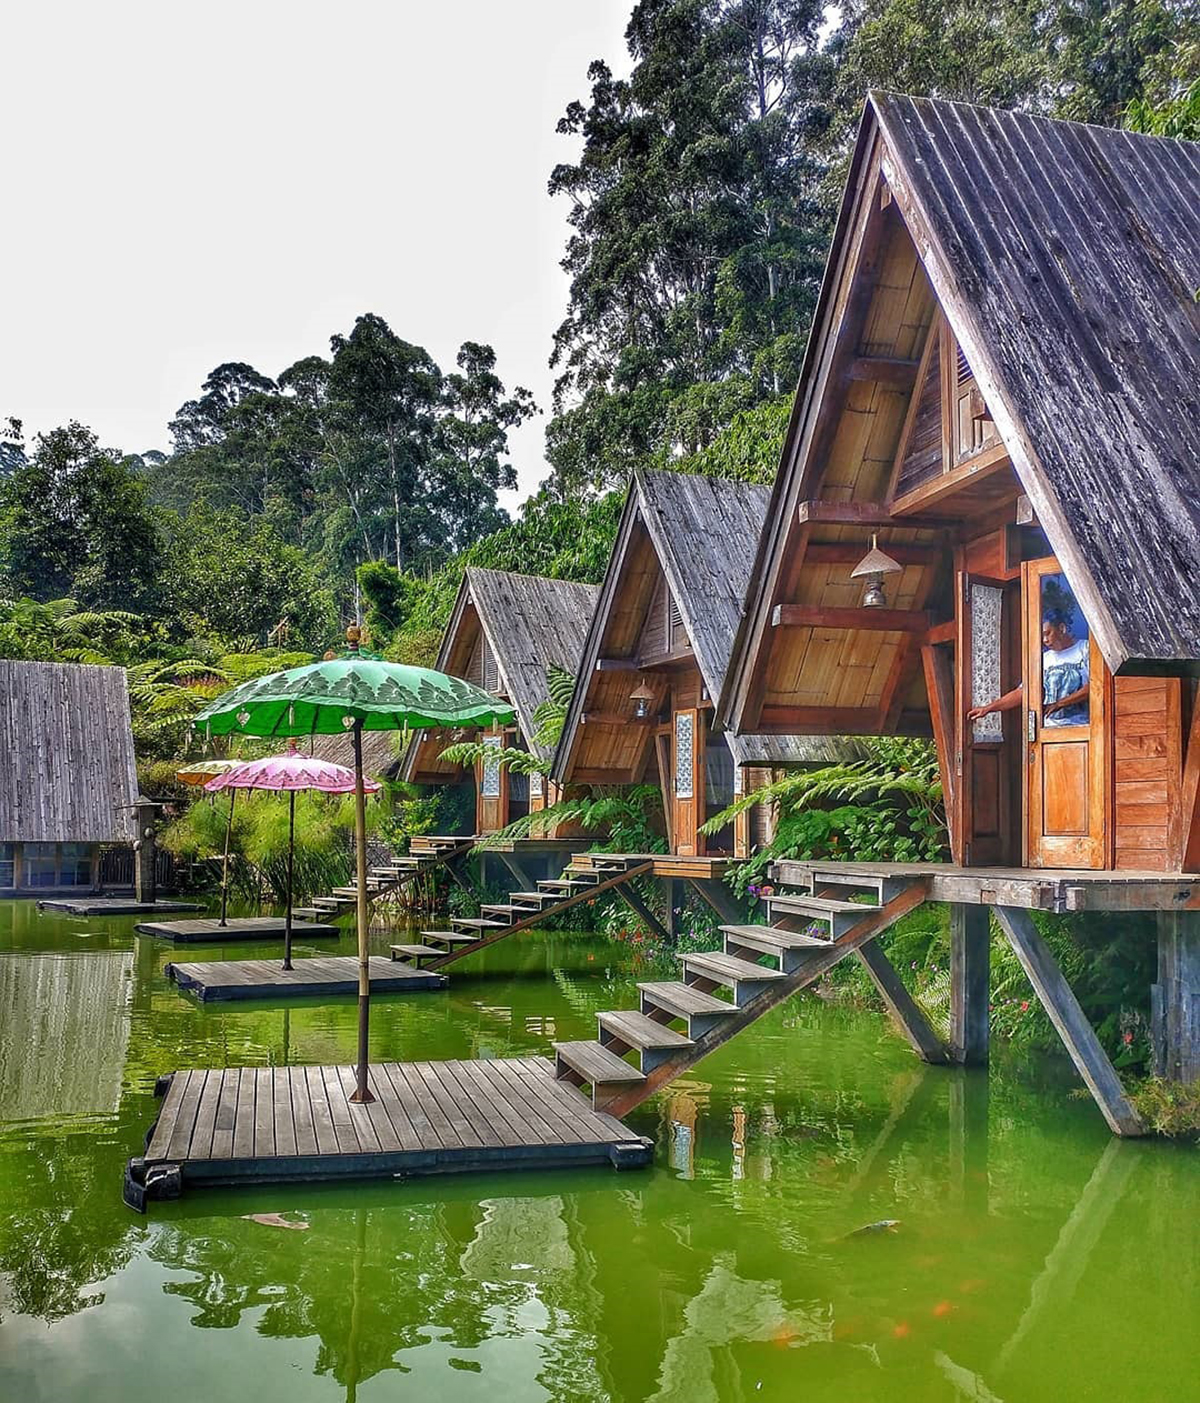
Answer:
[993,907,1146,1136]
[950,904,990,1065]
[771,604,932,633]
[571,767,637,785]
[614,882,672,944]
[923,619,956,645]
[805,541,943,567]
[496,851,536,896]
[796,500,953,530]
[581,712,650,727]
[1152,910,1200,1082]
[855,941,952,1064]
[594,658,639,672]
[687,877,744,926]
[846,355,919,388]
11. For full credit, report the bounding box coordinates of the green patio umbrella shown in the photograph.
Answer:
[193,627,514,1102]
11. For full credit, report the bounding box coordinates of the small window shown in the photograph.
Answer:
[23,843,58,888]
[946,329,999,465]
[480,735,502,798]
[0,843,14,888]
[60,844,93,887]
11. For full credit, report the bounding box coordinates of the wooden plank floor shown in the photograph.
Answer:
[38,897,205,916]
[166,955,447,1001]
[135,916,340,942]
[125,1057,653,1207]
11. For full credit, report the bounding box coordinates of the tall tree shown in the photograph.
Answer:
[436,342,536,550]
[0,422,162,613]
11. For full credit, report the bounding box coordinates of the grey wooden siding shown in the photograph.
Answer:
[0,661,138,842]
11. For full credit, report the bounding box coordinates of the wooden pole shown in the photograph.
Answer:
[350,721,374,1103]
[856,939,952,1063]
[282,791,296,971]
[950,903,990,1064]
[993,907,1145,1136]
[218,789,236,926]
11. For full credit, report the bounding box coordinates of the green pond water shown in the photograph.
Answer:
[0,899,1196,1402]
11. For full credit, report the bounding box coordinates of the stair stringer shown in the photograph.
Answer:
[425,860,656,971]
[598,879,931,1118]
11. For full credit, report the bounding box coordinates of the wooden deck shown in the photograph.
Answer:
[772,859,1200,913]
[124,1057,653,1208]
[597,853,737,880]
[166,955,446,1002]
[135,916,341,942]
[38,896,205,916]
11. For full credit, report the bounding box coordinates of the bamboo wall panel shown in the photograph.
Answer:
[0,661,137,842]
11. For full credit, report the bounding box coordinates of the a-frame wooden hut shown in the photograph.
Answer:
[1,661,138,894]
[554,470,845,860]
[715,94,1200,1113]
[403,568,599,836]
[723,93,1200,877]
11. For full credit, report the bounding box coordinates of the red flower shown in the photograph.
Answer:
[1020,1001,1029,1012]
[1123,1031,1134,1045]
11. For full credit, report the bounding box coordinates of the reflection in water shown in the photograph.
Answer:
[0,950,132,1122]
[0,904,1197,1403]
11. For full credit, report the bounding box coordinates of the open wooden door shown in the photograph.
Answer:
[955,572,1020,865]
[672,707,704,856]
[1023,558,1109,868]
[475,731,508,836]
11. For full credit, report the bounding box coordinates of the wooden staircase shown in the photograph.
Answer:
[390,852,654,971]
[291,835,473,922]
[552,868,930,1117]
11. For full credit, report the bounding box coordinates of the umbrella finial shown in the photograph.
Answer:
[346,623,362,655]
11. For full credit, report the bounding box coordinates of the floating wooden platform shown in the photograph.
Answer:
[165,955,447,1001]
[772,858,1200,913]
[38,896,205,916]
[124,1057,653,1208]
[135,916,340,942]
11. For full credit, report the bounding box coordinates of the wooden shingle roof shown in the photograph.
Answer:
[0,661,138,843]
[873,94,1200,670]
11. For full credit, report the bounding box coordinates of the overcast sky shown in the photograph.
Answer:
[1,1,631,506]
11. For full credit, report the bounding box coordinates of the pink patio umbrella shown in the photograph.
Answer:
[205,742,381,969]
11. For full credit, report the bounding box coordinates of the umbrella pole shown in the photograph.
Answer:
[218,789,236,927]
[282,791,296,971]
[350,720,374,1103]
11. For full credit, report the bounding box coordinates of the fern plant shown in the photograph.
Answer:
[475,785,666,854]
[438,663,576,776]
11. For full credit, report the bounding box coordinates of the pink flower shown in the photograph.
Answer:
[1123,1031,1133,1045]
[1020,1001,1029,1012]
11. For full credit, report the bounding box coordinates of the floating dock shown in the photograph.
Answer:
[124,1057,653,1208]
[39,896,205,917]
[135,916,340,942]
[166,955,447,1001]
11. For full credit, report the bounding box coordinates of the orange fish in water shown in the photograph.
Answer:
[242,1213,308,1231]
[893,1322,911,1339]
[772,1323,797,1347]
[959,1278,986,1293]
[932,1300,955,1318]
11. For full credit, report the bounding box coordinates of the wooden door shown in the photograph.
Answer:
[672,707,704,856]
[955,572,1019,865]
[1023,558,1109,869]
[475,731,508,836]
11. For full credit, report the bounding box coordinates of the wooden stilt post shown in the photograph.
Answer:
[1152,910,1200,1083]
[663,877,680,941]
[856,940,952,1064]
[994,907,1145,1136]
[951,903,990,1065]
[134,797,158,907]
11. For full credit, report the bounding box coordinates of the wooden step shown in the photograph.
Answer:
[420,930,479,946]
[288,907,322,920]
[680,951,786,1007]
[720,923,828,971]
[597,1010,693,1071]
[313,897,349,909]
[554,1041,646,1108]
[450,916,509,930]
[389,943,443,962]
[765,892,874,937]
[803,867,909,903]
[637,980,736,1039]
[537,878,591,891]
[508,891,554,904]
[480,903,540,917]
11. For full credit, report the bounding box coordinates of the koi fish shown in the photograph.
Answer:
[845,1219,901,1238]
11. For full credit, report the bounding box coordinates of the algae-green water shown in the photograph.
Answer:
[1,900,1196,1402]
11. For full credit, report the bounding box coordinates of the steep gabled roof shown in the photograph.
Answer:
[726,93,1200,729]
[555,470,847,778]
[0,661,138,842]
[456,568,599,760]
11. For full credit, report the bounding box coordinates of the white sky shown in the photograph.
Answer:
[0,1,632,508]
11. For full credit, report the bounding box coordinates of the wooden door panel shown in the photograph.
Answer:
[1023,558,1108,868]
[475,732,508,835]
[1042,742,1089,834]
[672,708,700,856]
